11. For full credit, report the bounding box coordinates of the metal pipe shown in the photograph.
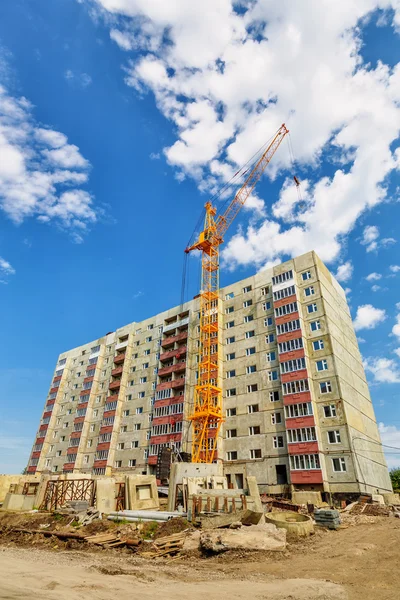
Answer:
[107,515,170,523]
[108,510,184,520]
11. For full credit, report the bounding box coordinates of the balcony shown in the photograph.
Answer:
[114,353,126,364]
[83,376,94,384]
[77,401,88,411]
[115,339,129,351]
[163,317,189,333]
[99,425,114,435]
[96,442,111,451]
[86,364,96,374]
[160,346,187,362]
[27,466,37,473]
[49,386,59,395]
[107,394,119,402]
[63,463,75,472]
[111,366,123,377]
[290,470,323,484]
[161,331,188,348]
[53,375,62,383]
[43,411,52,420]
[70,431,82,439]
[281,369,308,384]
[109,380,121,391]
[158,362,187,377]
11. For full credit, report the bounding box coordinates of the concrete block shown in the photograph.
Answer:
[2,493,34,511]
[383,492,400,505]
[125,475,159,511]
[96,478,116,514]
[22,496,35,511]
[371,494,385,505]
[291,491,323,506]
[245,476,264,520]
[168,463,222,511]
[200,523,286,553]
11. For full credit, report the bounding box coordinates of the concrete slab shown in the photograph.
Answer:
[168,463,222,511]
[200,523,286,553]
[96,478,116,513]
[291,491,323,506]
[125,475,159,511]
[2,493,34,511]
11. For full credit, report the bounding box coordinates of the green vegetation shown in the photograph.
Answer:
[390,468,400,491]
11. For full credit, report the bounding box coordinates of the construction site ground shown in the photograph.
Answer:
[0,511,399,600]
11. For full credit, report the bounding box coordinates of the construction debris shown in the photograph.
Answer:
[84,532,140,548]
[314,509,341,530]
[141,531,188,558]
[199,509,263,529]
[199,523,286,554]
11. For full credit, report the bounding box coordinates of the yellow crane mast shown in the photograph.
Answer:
[185,123,289,463]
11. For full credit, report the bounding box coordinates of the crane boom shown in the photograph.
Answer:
[185,123,289,463]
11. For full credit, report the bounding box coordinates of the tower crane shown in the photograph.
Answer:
[185,123,289,463]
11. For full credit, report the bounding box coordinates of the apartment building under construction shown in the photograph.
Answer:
[27,251,392,496]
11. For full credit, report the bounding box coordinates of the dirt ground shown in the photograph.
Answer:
[0,515,399,600]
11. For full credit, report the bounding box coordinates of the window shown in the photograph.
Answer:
[283,379,310,395]
[290,454,321,470]
[144,349,150,356]
[247,383,258,393]
[245,330,255,338]
[244,315,254,323]
[225,291,234,300]
[305,286,315,297]
[313,339,324,350]
[142,362,149,369]
[114,460,122,468]
[134,423,141,431]
[129,459,136,467]
[249,425,260,435]
[274,301,298,317]
[226,407,236,417]
[310,320,321,331]
[264,317,273,327]
[269,390,280,402]
[227,336,235,344]
[324,404,337,417]
[138,391,145,398]
[280,357,306,373]
[302,271,311,280]
[226,352,235,361]
[146,336,152,342]
[243,285,252,293]
[227,429,237,438]
[276,319,301,335]
[273,436,284,448]
[131,440,139,448]
[120,425,128,433]
[117,443,125,450]
[250,448,262,459]
[243,299,252,308]
[60,436,66,442]
[307,303,318,313]
[225,306,234,314]
[262,301,271,311]
[272,270,293,285]
[285,402,313,418]
[246,365,256,374]
[320,381,332,394]
[271,412,282,424]
[226,388,236,397]
[83,455,89,465]
[139,377,147,383]
[133,353,138,359]
[226,321,235,329]
[268,370,278,381]
[90,424,95,432]
[63,422,69,428]
[328,430,341,444]
[316,359,328,371]
[226,451,238,460]
[287,427,316,443]
[273,284,296,301]
[227,370,236,379]
[247,403,259,413]
[246,347,256,356]
[136,407,143,414]
[261,286,269,295]
[266,351,276,362]
[332,457,346,472]
[123,410,130,417]
[56,450,62,457]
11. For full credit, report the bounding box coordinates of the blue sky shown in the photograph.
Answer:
[0,0,399,473]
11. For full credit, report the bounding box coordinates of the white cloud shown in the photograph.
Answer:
[378,423,400,469]
[394,348,400,358]
[353,304,386,331]
[361,225,396,253]
[0,257,15,276]
[92,0,400,269]
[390,265,400,273]
[364,357,400,383]
[371,284,381,292]
[64,70,92,88]
[392,313,400,339]
[335,261,353,283]
[0,74,97,238]
[366,272,382,281]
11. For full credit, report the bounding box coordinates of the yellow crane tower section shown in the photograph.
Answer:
[185,123,289,463]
